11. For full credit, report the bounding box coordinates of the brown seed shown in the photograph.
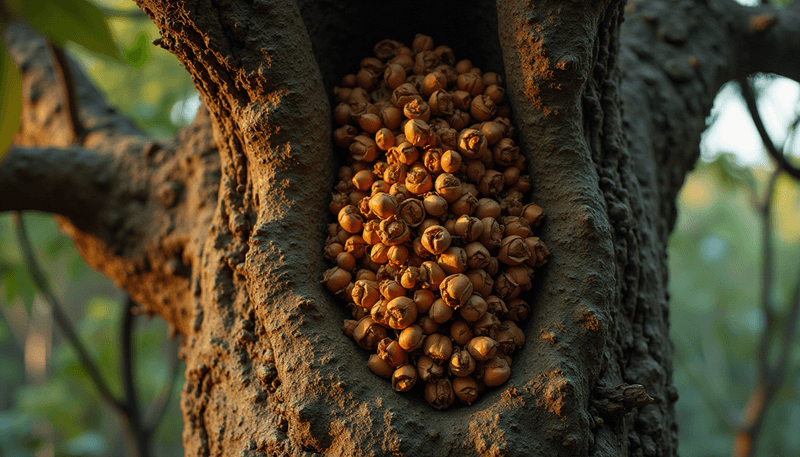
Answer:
[344,235,369,259]
[379,218,411,246]
[416,355,444,382]
[379,279,406,300]
[446,109,471,131]
[333,103,352,125]
[404,99,431,122]
[420,71,447,97]
[502,216,533,238]
[354,317,388,350]
[336,251,357,271]
[358,113,383,134]
[429,90,454,116]
[449,346,477,377]
[369,192,398,219]
[377,338,408,368]
[423,333,453,364]
[369,243,391,264]
[324,242,344,261]
[338,205,363,234]
[398,324,425,352]
[482,355,511,387]
[498,235,532,266]
[455,59,473,74]
[386,296,418,329]
[450,320,474,346]
[391,83,422,109]
[422,193,448,217]
[473,311,501,338]
[493,272,521,301]
[478,169,505,196]
[374,39,403,58]
[475,198,502,219]
[405,168,434,195]
[424,378,455,410]
[392,364,418,392]
[496,320,525,354]
[428,297,454,324]
[457,129,488,160]
[321,266,351,294]
[450,192,478,217]
[404,119,433,148]
[459,294,488,322]
[521,203,545,227]
[387,245,409,265]
[350,136,378,163]
[457,72,485,97]
[434,173,462,203]
[439,273,474,309]
[333,124,358,148]
[383,163,407,185]
[423,147,445,174]
[396,198,426,227]
[380,105,403,130]
[485,295,508,316]
[480,121,505,145]
[524,237,550,267]
[342,319,359,338]
[412,33,435,53]
[351,279,381,309]
[367,353,395,379]
[452,376,479,405]
[470,94,497,122]
[384,63,407,90]
[421,225,452,255]
[440,150,462,173]
[466,336,498,362]
[479,217,504,249]
[357,67,379,91]
[453,215,484,242]
[492,138,519,166]
[413,51,440,75]
[413,289,436,314]
[437,247,467,275]
[389,53,415,72]
[484,84,505,104]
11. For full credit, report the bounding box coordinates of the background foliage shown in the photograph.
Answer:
[0,0,799,456]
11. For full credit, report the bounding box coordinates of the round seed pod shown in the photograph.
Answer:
[398,324,425,352]
[369,243,390,264]
[507,265,534,292]
[459,294,488,322]
[377,338,408,367]
[391,83,422,108]
[429,89,454,116]
[473,312,501,338]
[361,221,381,246]
[452,376,479,405]
[450,192,478,217]
[369,192,398,219]
[492,138,519,166]
[380,105,403,130]
[524,237,551,268]
[466,269,494,299]
[350,136,378,163]
[521,203,545,227]
[434,173,462,203]
[482,355,511,387]
[404,99,431,122]
[370,299,390,327]
[367,354,394,379]
[439,274,474,309]
[428,298,454,324]
[384,63,407,90]
[449,347,477,377]
[333,124,359,148]
[324,242,344,261]
[494,272,521,301]
[421,225,452,255]
[404,119,433,148]
[475,198,502,219]
[502,216,533,238]
[386,296,418,330]
[379,279,406,300]
[417,314,440,335]
[336,251,356,271]
[456,72,485,97]
[497,235,532,266]
[478,169,505,196]
[412,289,436,314]
[504,299,530,322]
[424,379,455,410]
[405,168,434,195]
[417,355,444,382]
[457,129,488,160]
[423,148,444,174]
[375,128,396,151]
[496,320,525,354]
[440,150,461,173]
[321,267,351,293]
[386,245,409,266]
[342,319,358,338]
[423,333,453,364]
[420,71,447,97]
[437,247,467,275]
[399,266,420,289]
[453,215,483,242]
[383,162,407,185]
[392,364,418,392]
[353,317,388,350]
[470,94,497,122]
[396,198,426,228]
[466,336,498,362]
[379,218,411,246]
[464,242,491,270]
[389,53,414,72]
[423,193,448,217]
[351,279,381,309]
[358,113,383,133]
[450,320,474,346]
[338,205,363,234]
[485,295,508,317]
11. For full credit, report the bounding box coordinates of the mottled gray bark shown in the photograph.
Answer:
[2,0,800,455]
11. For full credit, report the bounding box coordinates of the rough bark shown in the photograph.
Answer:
[2,0,800,455]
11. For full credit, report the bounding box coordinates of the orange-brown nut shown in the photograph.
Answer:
[321,266,351,294]
[424,379,454,410]
[392,364,418,392]
[466,336,498,362]
[396,198,426,227]
[386,296,418,330]
[351,279,381,309]
[354,317,388,350]
[449,347,477,377]
[367,353,394,379]
[439,273,474,309]
[437,247,467,275]
[405,168,434,195]
[497,235,531,266]
[482,355,511,387]
[452,376,479,405]
[453,215,484,242]
[459,294,488,322]
[369,192,398,219]
[423,333,453,364]
[457,129,488,160]
[379,218,411,246]
[417,355,444,382]
[421,225,452,255]
[412,289,436,314]
[377,338,408,367]
[398,324,425,352]
[338,205,363,234]
[428,297,454,324]
[450,320,474,346]
[434,173,462,203]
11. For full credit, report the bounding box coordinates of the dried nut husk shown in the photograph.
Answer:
[351,279,381,308]
[384,63,407,89]
[496,320,525,354]
[524,237,551,268]
[428,298,454,324]
[379,218,411,246]
[369,243,390,264]
[451,319,475,345]
[466,269,494,298]
[479,169,505,196]
[429,89,454,116]
[453,215,483,242]
[480,121,505,145]
[387,245,409,265]
[470,94,497,122]
[389,183,412,202]
[398,324,425,351]
[420,71,447,97]
[369,192,398,219]
[437,247,467,275]
[336,251,356,271]
[452,376,479,405]
[370,299,390,326]
[345,235,369,258]
[354,317,388,350]
[350,136,378,162]
[405,168,434,195]
[473,312,501,338]
[342,319,359,338]
[485,295,508,316]
[421,225,452,255]
[449,347,477,377]
[493,272,521,301]
[423,148,444,174]
[404,99,431,122]
[361,221,381,246]
[423,193,448,217]
[466,336,498,362]
[521,203,545,227]
[375,128,396,151]
[504,298,530,322]
[423,333,453,364]
[396,198,426,227]
[456,72,485,97]
[450,192,478,217]
[371,180,390,196]
[377,338,409,367]
[497,235,531,266]
[321,267,351,294]
[464,242,491,270]
[452,90,472,111]
[399,266,420,289]
[434,173,462,203]
[334,103,352,125]
[478,217,503,249]
[367,353,394,379]
[457,129,488,160]
[392,364,418,392]
[324,242,344,261]
[391,83,422,108]
[380,106,403,130]
[404,119,433,148]
[439,273,474,309]
[459,294,488,322]
[475,198,502,219]
[417,355,444,382]
[386,296,418,329]
[491,137,519,166]
[502,216,533,238]
[425,379,455,410]
[358,113,383,133]
[333,124,358,148]
[482,355,511,387]
[389,53,414,72]
[379,279,406,300]
[413,289,436,314]
[417,314,440,334]
[507,264,534,291]
[440,150,461,173]
[419,261,447,289]
[338,205,363,234]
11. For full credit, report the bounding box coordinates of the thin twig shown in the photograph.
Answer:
[12,212,124,414]
[773,269,800,382]
[754,171,779,375]
[46,41,84,143]
[121,295,142,424]
[739,77,800,180]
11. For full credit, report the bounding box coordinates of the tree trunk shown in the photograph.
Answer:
[2,0,800,455]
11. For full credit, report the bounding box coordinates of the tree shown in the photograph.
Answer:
[2,0,800,455]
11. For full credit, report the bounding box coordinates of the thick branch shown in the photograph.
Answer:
[731,0,800,82]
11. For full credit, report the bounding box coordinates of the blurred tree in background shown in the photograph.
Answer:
[1,0,799,456]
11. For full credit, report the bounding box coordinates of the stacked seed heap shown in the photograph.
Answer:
[321,34,550,409]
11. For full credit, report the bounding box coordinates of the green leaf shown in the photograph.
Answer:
[0,43,23,160]
[20,0,119,60]
[123,32,151,69]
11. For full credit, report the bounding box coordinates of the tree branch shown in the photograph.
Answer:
[732,0,800,83]
[12,212,125,414]
[739,77,800,179]
[45,41,84,143]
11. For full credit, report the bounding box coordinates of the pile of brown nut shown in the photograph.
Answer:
[321,34,549,409]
